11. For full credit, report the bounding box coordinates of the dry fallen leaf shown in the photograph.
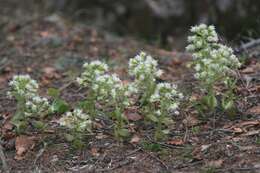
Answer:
[95,133,108,139]
[124,107,142,121]
[241,67,254,74]
[15,135,36,160]
[241,129,260,137]
[239,120,260,126]
[233,127,243,133]
[130,135,141,144]
[183,115,200,127]
[90,147,100,157]
[201,144,212,152]
[167,138,184,146]
[247,106,260,115]
[40,31,51,37]
[207,159,223,168]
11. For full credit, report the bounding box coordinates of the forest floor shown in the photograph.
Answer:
[0,2,260,173]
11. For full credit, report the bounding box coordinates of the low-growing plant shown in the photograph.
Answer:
[148,82,183,140]
[90,73,130,140]
[129,52,183,140]
[77,61,130,140]
[141,141,162,152]
[76,60,108,117]
[59,109,92,148]
[8,75,51,132]
[186,24,241,116]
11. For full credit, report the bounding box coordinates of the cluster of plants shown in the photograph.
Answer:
[7,24,241,147]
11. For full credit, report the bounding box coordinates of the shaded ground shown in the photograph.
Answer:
[0,2,260,173]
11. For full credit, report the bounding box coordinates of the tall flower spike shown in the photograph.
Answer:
[186,24,241,85]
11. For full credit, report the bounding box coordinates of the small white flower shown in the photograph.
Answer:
[155,69,163,77]
[155,110,161,116]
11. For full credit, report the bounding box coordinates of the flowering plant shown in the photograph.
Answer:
[186,24,241,114]
[129,52,183,140]
[59,109,92,148]
[93,73,131,140]
[148,82,183,140]
[76,60,109,117]
[77,61,130,140]
[8,75,51,132]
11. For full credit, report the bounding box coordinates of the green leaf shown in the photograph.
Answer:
[32,121,46,129]
[117,128,129,137]
[162,129,170,135]
[146,113,158,122]
[64,133,74,142]
[142,142,162,152]
[51,99,69,114]
[161,117,173,125]
[206,94,217,111]
[72,139,85,149]
[77,101,88,109]
[11,120,28,133]
[47,88,60,98]
[222,99,234,110]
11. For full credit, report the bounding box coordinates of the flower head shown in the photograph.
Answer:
[150,82,183,113]
[186,24,241,86]
[77,60,109,87]
[59,109,92,132]
[9,75,39,98]
[129,52,163,81]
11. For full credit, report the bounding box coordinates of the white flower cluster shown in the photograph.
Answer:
[129,52,163,82]
[186,24,218,52]
[8,75,38,98]
[93,74,122,99]
[186,24,241,84]
[59,109,92,132]
[24,96,50,117]
[8,75,50,117]
[76,60,108,87]
[77,60,129,106]
[150,83,183,115]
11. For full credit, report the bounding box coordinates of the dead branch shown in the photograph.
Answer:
[235,38,260,54]
[0,142,9,173]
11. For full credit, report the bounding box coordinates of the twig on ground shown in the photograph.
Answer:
[126,147,142,157]
[217,166,260,172]
[34,142,47,165]
[58,80,75,92]
[173,160,203,169]
[235,38,260,54]
[95,159,134,172]
[140,147,169,170]
[146,136,184,149]
[0,142,9,173]
[0,58,9,71]
[183,111,189,143]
